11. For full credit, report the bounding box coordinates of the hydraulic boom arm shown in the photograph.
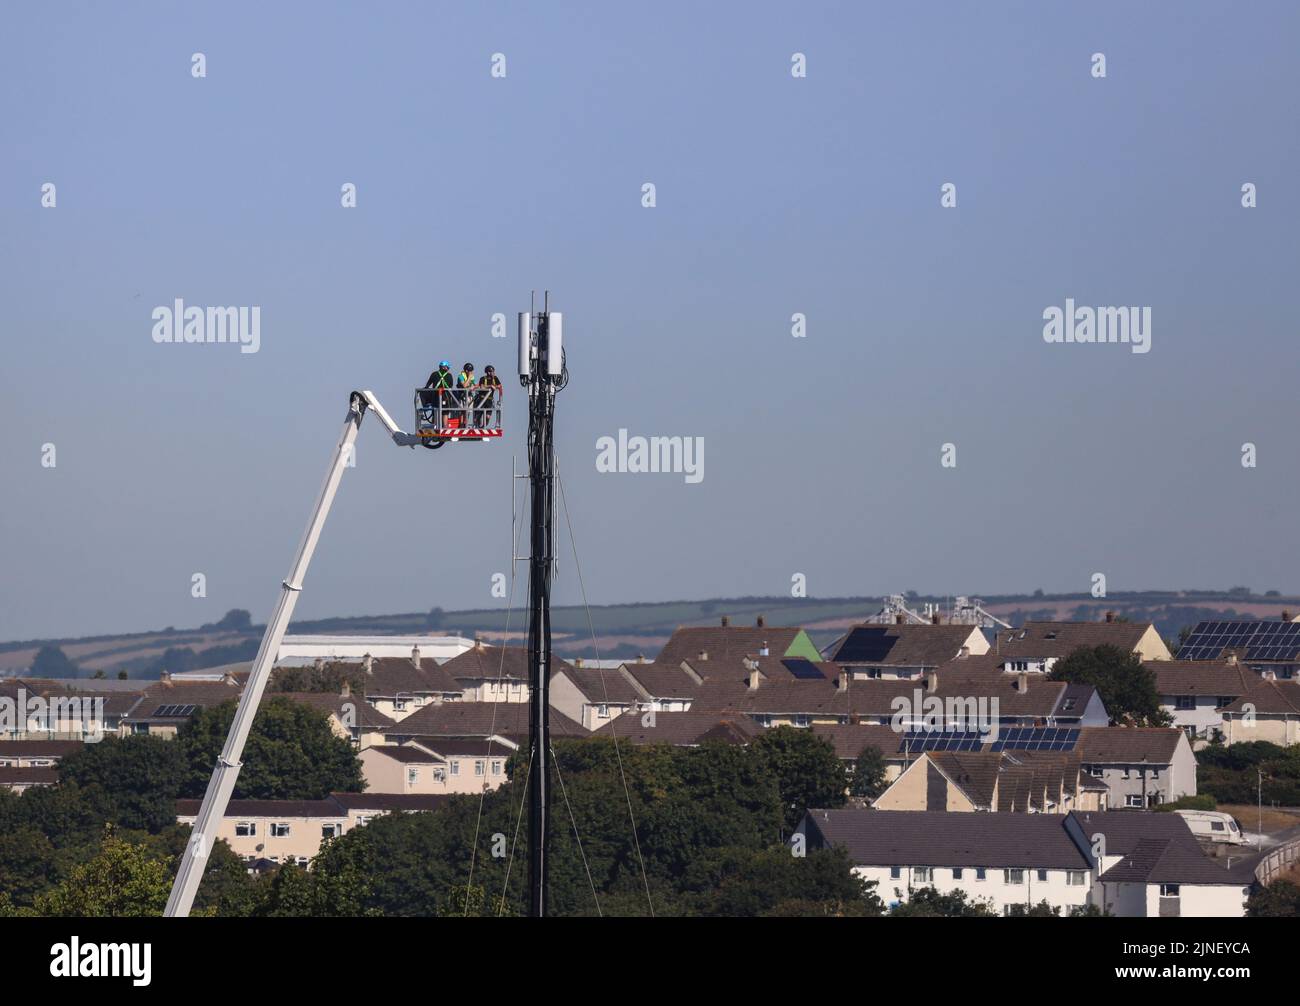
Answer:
[164,390,412,917]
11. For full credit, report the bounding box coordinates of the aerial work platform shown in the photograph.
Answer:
[413,388,503,445]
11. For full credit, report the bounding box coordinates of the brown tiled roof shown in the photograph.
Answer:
[0,739,85,759]
[828,624,983,667]
[619,662,703,700]
[278,692,398,729]
[354,657,463,697]
[364,744,442,764]
[385,700,585,740]
[811,723,913,760]
[995,621,1154,658]
[128,680,242,720]
[0,767,59,786]
[655,624,804,666]
[556,665,641,704]
[1076,727,1183,764]
[804,809,1091,869]
[686,657,1084,721]
[1068,810,1198,857]
[590,710,762,746]
[415,738,519,757]
[1099,837,1239,885]
[440,645,572,683]
[1220,678,1300,716]
[1147,661,1252,698]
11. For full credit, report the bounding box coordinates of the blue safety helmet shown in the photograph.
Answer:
[439,360,450,368]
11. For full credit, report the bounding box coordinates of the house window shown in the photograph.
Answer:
[475,760,485,776]
[1067,871,1086,886]
[1036,869,1048,882]
[321,824,341,839]
[890,867,901,880]
[356,815,373,826]
[295,857,310,867]
[975,868,986,881]
[1159,884,1180,898]
[1004,869,1025,885]
[450,760,460,776]
[235,822,257,837]
[491,760,503,775]
[394,699,408,712]
[271,823,291,837]
[407,768,419,785]
[1175,696,1196,710]
[598,704,609,717]
[913,867,932,883]
[1126,794,1144,808]
[433,768,446,782]
[792,715,811,728]
[1217,696,1234,708]
[952,868,964,880]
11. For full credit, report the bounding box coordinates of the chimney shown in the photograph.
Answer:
[747,667,761,691]
[222,671,239,686]
[363,653,374,675]
[837,671,849,693]
[574,657,583,668]
[926,670,939,694]
[1224,650,1239,666]
[958,645,970,659]
[159,670,172,686]
[410,645,421,668]
[756,614,766,629]
[720,615,730,627]
[1283,610,1292,622]
[1105,610,1115,623]
[1016,671,1029,693]
[340,681,351,699]
[759,641,769,657]
[475,635,485,651]
[636,654,646,664]
[931,612,941,625]
[698,650,709,662]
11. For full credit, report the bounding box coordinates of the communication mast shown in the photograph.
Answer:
[518,293,566,918]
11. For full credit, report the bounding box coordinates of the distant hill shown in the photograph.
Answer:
[3,589,1297,677]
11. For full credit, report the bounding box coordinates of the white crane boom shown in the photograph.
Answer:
[165,391,412,917]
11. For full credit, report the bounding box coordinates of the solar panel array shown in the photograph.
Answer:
[987,727,1080,752]
[153,703,198,718]
[833,627,899,663]
[1177,620,1300,661]
[900,727,1080,753]
[782,658,826,680]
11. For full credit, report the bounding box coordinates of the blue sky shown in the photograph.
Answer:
[2,1,1298,639]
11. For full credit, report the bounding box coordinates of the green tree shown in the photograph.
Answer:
[1247,880,1300,917]
[30,645,78,678]
[849,745,888,799]
[59,734,187,832]
[751,727,848,832]
[35,829,170,917]
[1006,899,1060,917]
[1048,645,1171,726]
[891,886,996,917]
[179,697,363,799]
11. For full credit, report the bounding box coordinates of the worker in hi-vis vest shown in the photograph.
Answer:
[422,360,455,424]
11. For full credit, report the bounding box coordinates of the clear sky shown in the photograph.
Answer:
[2,1,1298,640]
